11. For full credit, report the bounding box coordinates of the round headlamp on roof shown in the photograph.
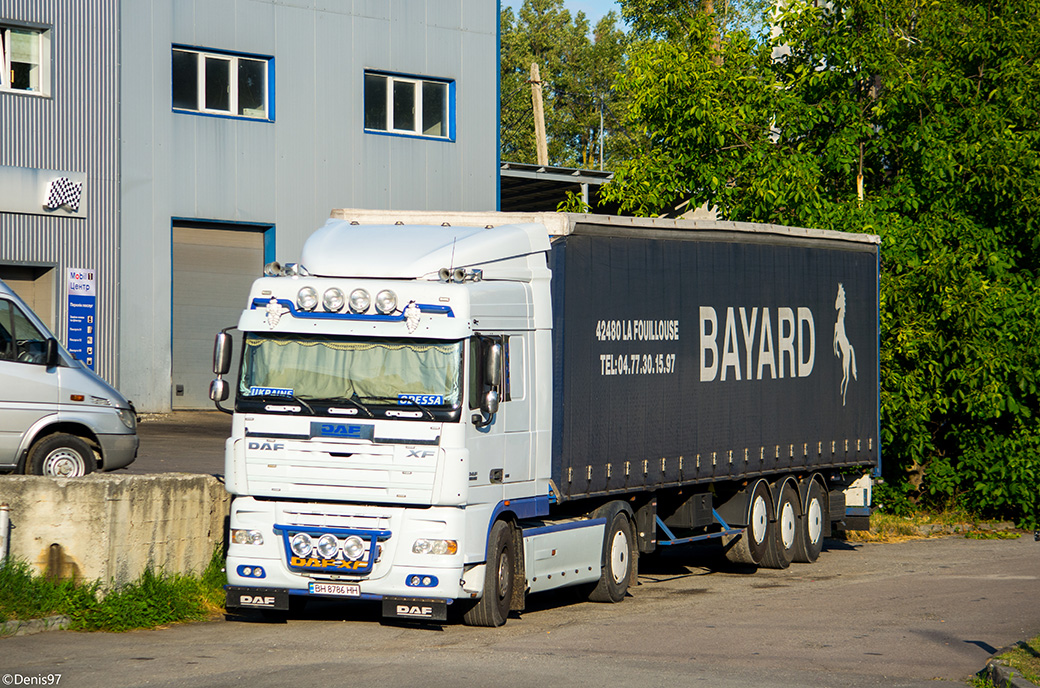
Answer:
[297,286,319,311]
[323,288,345,312]
[349,288,371,314]
[375,289,398,315]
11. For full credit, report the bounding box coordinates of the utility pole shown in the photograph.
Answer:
[599,98,604,171]
[529,62,548,166]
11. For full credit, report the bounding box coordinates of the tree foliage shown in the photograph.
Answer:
[604,0,1040,524]
[500,0,631,168]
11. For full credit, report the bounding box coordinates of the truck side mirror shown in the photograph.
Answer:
[209,378,230,402]
[482,389,500,416]
[485,342,503,387]
[213,332,233,375]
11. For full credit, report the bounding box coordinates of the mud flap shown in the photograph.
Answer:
[382,597,448,622]
[226,586,289,610]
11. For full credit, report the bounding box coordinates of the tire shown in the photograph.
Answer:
[723,480,772,566]
[588,509,635,603]
[28,434,97,477]
[462,520,515,627]
[762,481,798,569]
[794,478,826,563]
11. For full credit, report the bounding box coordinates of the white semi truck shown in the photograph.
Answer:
[212,210,879,626]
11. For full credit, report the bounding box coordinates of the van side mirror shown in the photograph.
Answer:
[45,338,59,368]
[213,332,233,375]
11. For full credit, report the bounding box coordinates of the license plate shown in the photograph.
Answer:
[309,582,361,597]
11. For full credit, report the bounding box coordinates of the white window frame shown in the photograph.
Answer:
[0,23,51,96]
[172,47,271,121]
[364,71,453,140]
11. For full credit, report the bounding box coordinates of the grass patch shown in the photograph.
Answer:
[0,548,225,633]
[846,511,1021,544]
[996,636,1040,685]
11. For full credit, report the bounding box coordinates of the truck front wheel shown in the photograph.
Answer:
[462,519,515,627]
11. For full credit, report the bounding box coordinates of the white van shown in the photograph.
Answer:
[0,278,137,477]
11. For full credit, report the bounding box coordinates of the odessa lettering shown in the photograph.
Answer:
[699,306,816,382]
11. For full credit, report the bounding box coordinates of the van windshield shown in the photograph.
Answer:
[236,332,463,421]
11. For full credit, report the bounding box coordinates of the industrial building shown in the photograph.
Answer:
[0,0,499,411]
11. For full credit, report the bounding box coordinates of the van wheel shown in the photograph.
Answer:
[28,434,97,477]
[462,520,515,627]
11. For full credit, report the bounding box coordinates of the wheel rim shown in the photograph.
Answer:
[496,547,511,599]
[43,448,87,477]
[806,496,823,545]
[751,494,769,545]
[609,528,629,584]
[780,500,796,549]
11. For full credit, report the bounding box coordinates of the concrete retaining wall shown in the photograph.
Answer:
[0,473,230,587]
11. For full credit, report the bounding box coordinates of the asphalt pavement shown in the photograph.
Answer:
[121,410,231,476]
[113,411,1039,686]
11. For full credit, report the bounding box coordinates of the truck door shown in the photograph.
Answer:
[466,333,534,487]
[0,298,58,467]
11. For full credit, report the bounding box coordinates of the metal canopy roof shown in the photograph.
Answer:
[500,161,614,213]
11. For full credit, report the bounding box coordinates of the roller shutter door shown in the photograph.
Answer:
[172,225,264,409]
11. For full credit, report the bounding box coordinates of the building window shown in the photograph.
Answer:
[172,47,272,120]
[364,71,453,140]
[0,23,50,95]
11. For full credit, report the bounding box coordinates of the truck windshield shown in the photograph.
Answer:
[237,333,463,420]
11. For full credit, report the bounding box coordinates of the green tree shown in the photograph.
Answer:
[604,0,1040,523]
[500,0,631,168]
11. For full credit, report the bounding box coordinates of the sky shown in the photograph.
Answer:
[500,0,623,26]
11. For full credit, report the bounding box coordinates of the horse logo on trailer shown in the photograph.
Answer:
[833,284,857,406]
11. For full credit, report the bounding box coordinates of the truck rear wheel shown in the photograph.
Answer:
[722,480,772,566]
[761,481,798,569]
[462,519,515,627]
[588,509,635,603]
[794,478,826,563]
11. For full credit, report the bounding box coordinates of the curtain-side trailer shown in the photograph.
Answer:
[212,210,880,626]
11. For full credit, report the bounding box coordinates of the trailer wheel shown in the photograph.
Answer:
[28,434,97,477]
[588,509,635,603]
[723,480,772,566]
[762,482,798,569]
[794,478,826,563]
[462,520,515,627]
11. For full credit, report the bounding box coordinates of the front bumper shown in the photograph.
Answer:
[98,432,139,471]
[226,497,469,603]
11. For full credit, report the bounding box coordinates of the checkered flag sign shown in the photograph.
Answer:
[45,177,84,212]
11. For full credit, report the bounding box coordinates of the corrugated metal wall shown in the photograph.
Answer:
[0,0,120,383]
[120,0,499,411]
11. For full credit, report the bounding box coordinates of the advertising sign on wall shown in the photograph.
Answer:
[66,268,97,370]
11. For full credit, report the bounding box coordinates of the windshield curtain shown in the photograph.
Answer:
[239,334,462,405]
